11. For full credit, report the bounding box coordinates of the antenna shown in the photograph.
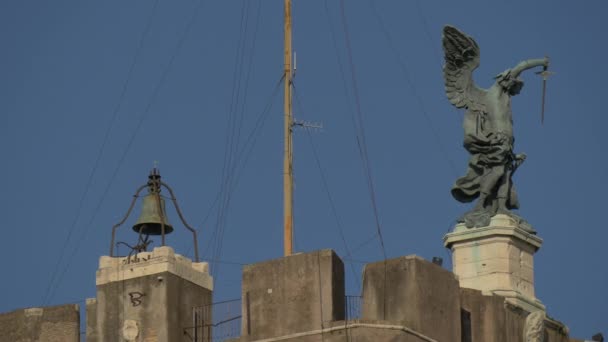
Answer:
[293,120,323,131]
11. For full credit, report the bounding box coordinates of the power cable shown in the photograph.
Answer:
[216,0,251,221]
[204,258,248,266]
[412,0,465,164]
[366,5,462,303]
[322,0,356,133]
[413,0,443,69]
[232,0,263,183]
[367,1,458,177]
[194,74,284,262]
[211,0,251,276]
[210,0,262,280]
[343,258,373,264]
[338,0,387,260]
[324,0,385,260]
[42,0,161,305]
[44,0,206,304]
[212,0,263,281]
[349,233,378,255]
[337,0,391,321]
[323,6,388,321]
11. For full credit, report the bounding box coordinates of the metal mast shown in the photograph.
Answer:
[283,0,294,256]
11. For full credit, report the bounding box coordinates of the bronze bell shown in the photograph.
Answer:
[132,193,174,235]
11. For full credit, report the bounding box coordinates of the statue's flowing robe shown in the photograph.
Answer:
[451,132,520,210]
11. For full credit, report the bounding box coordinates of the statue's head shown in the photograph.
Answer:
[495,70,524,95]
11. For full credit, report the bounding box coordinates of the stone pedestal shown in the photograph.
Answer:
[444,214,544,313]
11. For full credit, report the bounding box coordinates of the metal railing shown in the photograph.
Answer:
[345,295,362,320]
[185,299,242,342]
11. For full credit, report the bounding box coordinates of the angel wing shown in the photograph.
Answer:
[442,26,486,113]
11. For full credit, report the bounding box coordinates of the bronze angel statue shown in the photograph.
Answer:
[442,25,549,229]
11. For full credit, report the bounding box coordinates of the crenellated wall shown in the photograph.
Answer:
[0,248,590,341]
[235,249,576,342]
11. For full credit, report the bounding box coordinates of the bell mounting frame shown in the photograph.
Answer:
[109,168,200,262]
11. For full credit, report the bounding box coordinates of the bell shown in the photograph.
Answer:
[132,193,174,235]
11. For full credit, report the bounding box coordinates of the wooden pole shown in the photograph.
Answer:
[283,0,293,256]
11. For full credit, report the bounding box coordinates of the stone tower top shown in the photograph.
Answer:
[96,246,212,290]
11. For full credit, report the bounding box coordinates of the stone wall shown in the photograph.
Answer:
[0,304,80,342]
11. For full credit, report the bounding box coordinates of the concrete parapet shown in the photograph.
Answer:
[361,255,461,342]
[240,249,345,340]
[0,304,80,342]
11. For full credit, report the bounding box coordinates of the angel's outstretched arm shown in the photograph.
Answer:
[511,57,549,78]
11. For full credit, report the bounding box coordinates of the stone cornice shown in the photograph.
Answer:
[443,214,543,250]
[96,246,213,290]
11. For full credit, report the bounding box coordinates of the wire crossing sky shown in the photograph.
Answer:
[0,0,606,338]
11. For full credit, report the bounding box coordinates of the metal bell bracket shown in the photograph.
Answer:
[109,170,200,262]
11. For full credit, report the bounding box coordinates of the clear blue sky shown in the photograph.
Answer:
[0,0,605,338]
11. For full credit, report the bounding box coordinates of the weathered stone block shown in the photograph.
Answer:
[361,255,461,342]
[240,249,345,340]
